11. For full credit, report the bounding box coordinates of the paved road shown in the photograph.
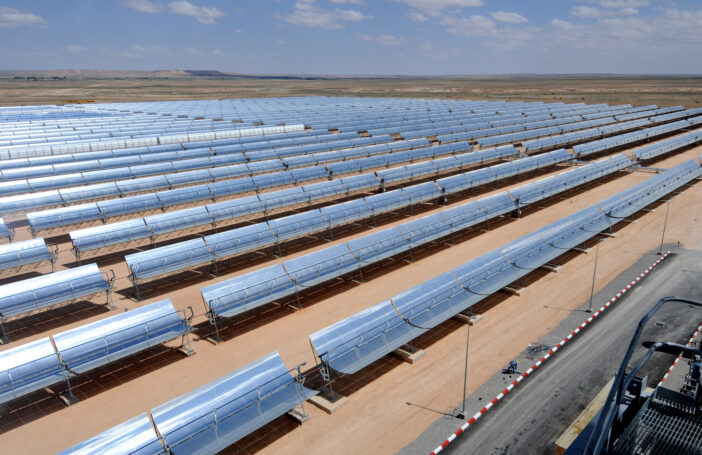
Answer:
[401,247,702,455]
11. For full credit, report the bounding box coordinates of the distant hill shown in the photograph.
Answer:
[0,70,699,81]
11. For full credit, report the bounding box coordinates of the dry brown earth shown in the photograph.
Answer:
[1,76,701,108]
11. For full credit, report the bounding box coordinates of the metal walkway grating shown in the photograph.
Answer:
[614,388,702,454]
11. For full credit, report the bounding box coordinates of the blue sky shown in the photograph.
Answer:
[1,0,701,74]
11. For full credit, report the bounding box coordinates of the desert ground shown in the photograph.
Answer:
[0,79,701,454]
[0,74,701,108]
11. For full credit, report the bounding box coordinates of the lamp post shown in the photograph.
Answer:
[587,238,605,313]
[457,314,482,419]
[657,199,671,255]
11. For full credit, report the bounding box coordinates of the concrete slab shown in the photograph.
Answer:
[393,345,426,364]
[502,285,527,296]
[308,392,349,415]
[287,408,310,424]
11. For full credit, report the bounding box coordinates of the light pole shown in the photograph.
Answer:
[457,314,481,419]
[587,238,605,313]
[657,199,671,255]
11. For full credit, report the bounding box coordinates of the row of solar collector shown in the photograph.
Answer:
[200,153,633,324]
[67,145,520,257]
[0,110,288,136]
[313,102,621,135]
[0,101,553,138]
[0,98,589,132]
[0,100,545,149]
[0,116,266,147]
[382,105,676,140]
[32,140,476,236]
[311,102,633,132]
[5,110,700,229]
[0,264,114,339]
[0,298,193,404]
[58,351,315,455]
[573,117,702,156]
[523,108,702,152]
[0,100,624,160]
[315,103,667,134]
[0,124,305,157]
[631,130,702,161]
[0,133,409,193]
[3,137,433,217]
[0,123,306,160]
[0,105,604,182]
[36,110,699,244]
[0,128,365,169]
[308,159,702,375]
[427,106,692,149]
[401,113,609,142]
[3,104,585,183]
[34,105,696,226]
[476,108,700,148]
[123,149,573,283]
[0,238,57,276]
[0,101,622,167]
[0,108,677,210]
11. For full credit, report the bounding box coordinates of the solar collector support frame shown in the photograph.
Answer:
[0,217,14,243]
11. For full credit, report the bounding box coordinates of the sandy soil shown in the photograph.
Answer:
[0,138,700,454]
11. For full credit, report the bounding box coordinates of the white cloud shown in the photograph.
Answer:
[442,14,496,36]
[281,1,371,30]
[0,6,46,28]
[168,1,225,24]
[357,34,407,45]
[571,6,638,19]
[118,0,163,13]
[442,13,539,51]
[491,11,528,24]
[407,11,428,23]
[484,25,540,51]
[330,0,366,4]
[66,45,87,53]
[599,0,648,8]
[212,49,224,56]
[131,44,172,55]
[182,47,205,56]
[393,0,483,17]
[548,8,702,51]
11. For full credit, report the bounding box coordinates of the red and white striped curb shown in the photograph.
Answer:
[430,251,672,455]
[658,322,702,387]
